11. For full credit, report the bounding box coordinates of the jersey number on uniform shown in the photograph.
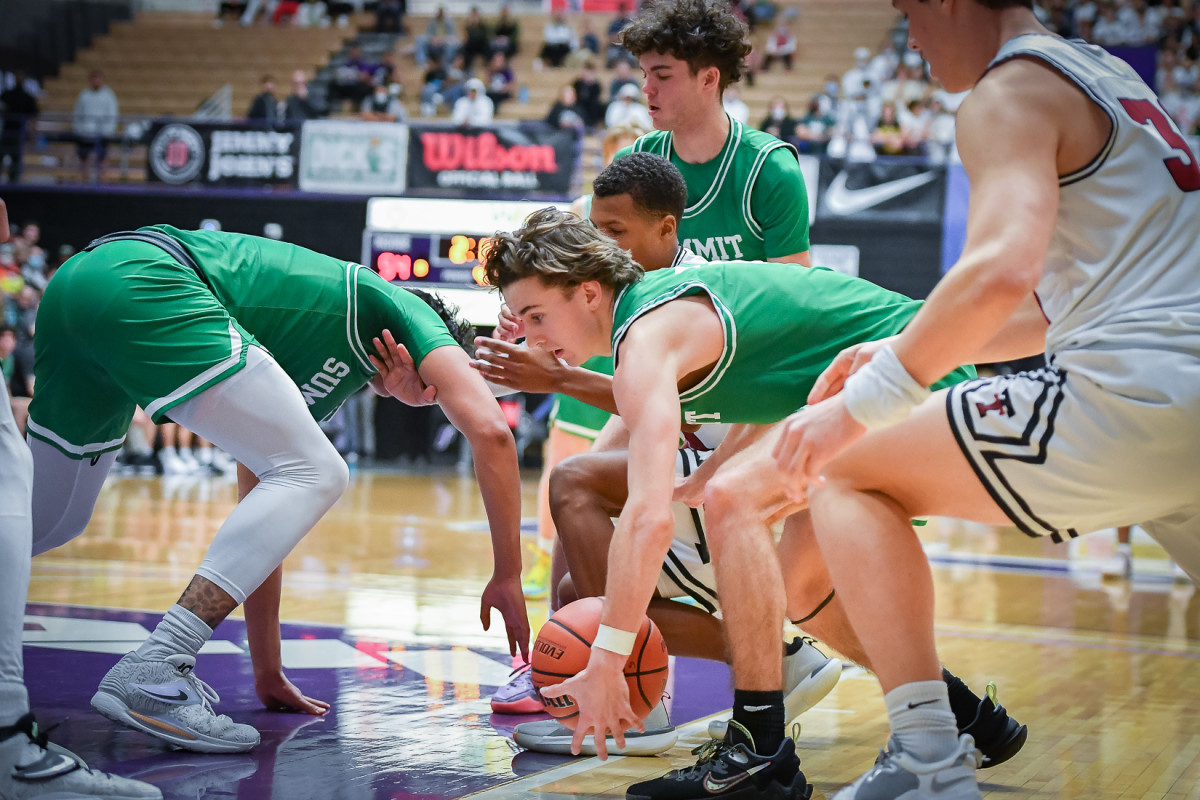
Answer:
[1119,98,1200,192]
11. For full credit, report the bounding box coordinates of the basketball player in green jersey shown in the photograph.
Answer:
[25,226,529,753]
[614,0,811,265]
[482,208,975,797]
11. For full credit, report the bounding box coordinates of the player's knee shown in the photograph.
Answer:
[547,455,596,515]
[702,474,741,521]
[311,443,350,505]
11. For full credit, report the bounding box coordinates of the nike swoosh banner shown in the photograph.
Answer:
[811,158,949,299]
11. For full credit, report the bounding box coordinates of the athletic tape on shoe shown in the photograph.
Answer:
[593,625,636,656]
[842,344,930,430]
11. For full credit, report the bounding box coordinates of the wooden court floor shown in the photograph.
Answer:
[25,468,1200,799]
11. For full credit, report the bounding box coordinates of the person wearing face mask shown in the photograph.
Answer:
[759,96,797,141]
[360,83,406,122]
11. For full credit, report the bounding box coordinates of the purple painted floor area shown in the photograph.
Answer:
[23,604,732,800]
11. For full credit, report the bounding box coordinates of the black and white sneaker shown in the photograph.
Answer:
[0,712,162,799]
[960,682,1027,768]
[626,721,812,800]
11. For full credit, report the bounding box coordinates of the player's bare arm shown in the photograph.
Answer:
[418,344,531,659]
[540,297,724,758]
[769,251,811,267]
[470,335,619,412]
[772,62,1069,486]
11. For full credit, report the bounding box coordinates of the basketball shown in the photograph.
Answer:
[530,597,669,729]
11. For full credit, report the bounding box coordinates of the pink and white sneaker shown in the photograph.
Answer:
[490,656,545,714]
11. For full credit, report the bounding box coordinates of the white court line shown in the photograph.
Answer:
[461,715,720,800]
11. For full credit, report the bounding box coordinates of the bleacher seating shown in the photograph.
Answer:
[18,1,899,185]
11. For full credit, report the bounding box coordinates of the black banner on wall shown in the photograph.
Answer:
[811,158,947,299]
[407,123,577,199]
[146,121,301,188]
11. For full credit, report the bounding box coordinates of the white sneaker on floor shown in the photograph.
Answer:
[159,448,190,475]
[708,636,842,740]
[512,700,677,756]
[0,712,163,799]
[91,652,260,753]
[833,734,982,800]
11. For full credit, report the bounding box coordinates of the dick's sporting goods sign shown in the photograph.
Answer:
[407,123,577,199]
[147,121,300,188]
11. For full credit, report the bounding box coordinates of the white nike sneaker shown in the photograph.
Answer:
[513,700,678,756]
[708,637,842,740]
[833,734,982,800]
[91,652,261,753]
[0,712,162,798]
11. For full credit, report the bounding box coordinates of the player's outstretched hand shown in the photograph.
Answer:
[539,652,640,760]
[470,336,567,394]
[771,397,866,503]
[495,304,524,343]
[255,670,331,716]
[369,329,438,406]
[808,337,893,405]
[481,574,530,661]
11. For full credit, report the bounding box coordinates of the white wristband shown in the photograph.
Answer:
[592,624,636,656]
[842,344,930,430]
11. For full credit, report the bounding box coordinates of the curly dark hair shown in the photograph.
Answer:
[483,207,644,292]
[620,0,751,92]
[592,152,688,222]
[405,287,476,354]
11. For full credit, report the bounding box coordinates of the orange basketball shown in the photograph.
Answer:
[530,597,669,729]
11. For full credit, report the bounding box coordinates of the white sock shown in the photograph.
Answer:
[885,680,960,763]
[136,604,212,661]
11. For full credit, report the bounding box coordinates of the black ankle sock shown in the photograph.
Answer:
[731,689,785,754]
[943,667,986,730]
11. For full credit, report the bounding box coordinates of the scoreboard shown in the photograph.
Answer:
[362,197,569,326]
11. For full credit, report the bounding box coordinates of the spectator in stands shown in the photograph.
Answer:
[0,243,19,296]
[606,2,636,68]
[841,46,874,99]
[270,0,302,25]
[545,84,586,132]
[484,52,515,110]
[3,284,36,398]
[331,44,376,111]
[762,16,797,71]
[247,74,281,123]
[816,71,841,116]
[729,0,757,30]
[0,71,38,184]
[421,54,449,116]
[871,101,906,156]
[72,69,119,183]
[573,17,602,65]
[374,51,399,88]
[360,83,406,122]
[572,61,606,128]
[15,223,46,293]
[540,12,578,69]
[608,59,639,103]
[0,323,17,395]
[830,87,878,162]
[452,77,493,126]
[461,6,492,71]
[924,98,958,165]
[760,95,797,141]
[284,70,324,121]
[722,85,750,124]
[604,83,652,130]
[217,1,248,24]
[417,7,459,68]
[440,53,470,111]
[491,5,520,60]
[375,0,405,34]
[1092,2,1132,46]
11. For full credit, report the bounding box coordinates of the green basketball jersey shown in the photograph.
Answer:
[616,115,810,261]
[149,226,459,421]
[611,262,975,425]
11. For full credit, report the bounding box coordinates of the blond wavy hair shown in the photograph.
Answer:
[483,207,644,291]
